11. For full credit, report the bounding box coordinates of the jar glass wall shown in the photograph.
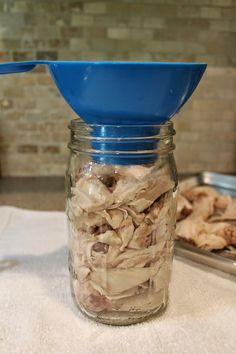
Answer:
[66,120,178,325]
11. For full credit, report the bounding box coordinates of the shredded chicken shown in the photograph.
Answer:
[67,162,176,314]
[212,196,236,222]
[176,194,192,221]
[176,184,236,251]
[183,185,220,202]
[71,177,114,212]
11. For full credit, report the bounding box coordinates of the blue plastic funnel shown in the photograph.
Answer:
[0,60,207,164]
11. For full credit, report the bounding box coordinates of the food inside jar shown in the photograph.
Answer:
[67,162,176,314]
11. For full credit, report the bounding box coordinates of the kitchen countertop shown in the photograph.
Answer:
[0,177,65,210]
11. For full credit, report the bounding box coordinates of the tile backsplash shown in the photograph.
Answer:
[0,0,235,176]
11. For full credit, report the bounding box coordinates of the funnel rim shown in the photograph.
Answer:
[48,60,207,67]
[0,60,207,66]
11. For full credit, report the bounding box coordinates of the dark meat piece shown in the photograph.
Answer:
[90,224,112,236]
[92,242,109,253]
[99,175,118,192]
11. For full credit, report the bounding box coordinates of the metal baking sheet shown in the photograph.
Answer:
[174,172,236,276]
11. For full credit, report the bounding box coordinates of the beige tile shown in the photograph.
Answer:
[84,2,107,15]
[0,0,235,176]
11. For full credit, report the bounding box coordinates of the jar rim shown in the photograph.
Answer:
[68,119,176,162]
[68,119,174,131]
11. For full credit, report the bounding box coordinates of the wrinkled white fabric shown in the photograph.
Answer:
[0,206,235,354]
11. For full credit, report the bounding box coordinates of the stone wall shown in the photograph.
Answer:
[0,0,235,176]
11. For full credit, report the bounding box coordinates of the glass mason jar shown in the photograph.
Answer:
[66,119,178,325]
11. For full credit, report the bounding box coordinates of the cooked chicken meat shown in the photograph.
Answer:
[67,162,176,314]
[176,194,192,221]
[176,183,236,251]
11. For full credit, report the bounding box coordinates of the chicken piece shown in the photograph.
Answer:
[111,242,166,268]
[176,194,215,239]
[194,222,236,250]
[179,177,198,194]
[100,285,143,301]
[191,196,215,220]
[219,199,236,221]
[72,232,96,267]
[122,206,145,226]
[116,254,154,269]
[67,198,83,219]
[92,242,109,253]
[74,231,118,269]
[97,209,126,229]
[211,197,236,222]
[214,195,231,209]
[196,232,227,250]
[116,165,151,180]
[83,162,116,178]
[145,201,163,224]
[90,242,167,274]
[113,165,174,211]
[90,262,160,296]
[117,216,135,251]
[76,266,91,283]
[72,212,106,231]
[74,280,108,312]
[176,217,236,251]
[177,194,193,221]
[152,261,170,293]
[176,217,205,244]
[71,177,114,212]
[128,222,156,249]
[91,216,134,251]
[145,197,173,244]
[184,186,219,202]
[128,176,174,213]
[91,245,121,268]
[116,162,169,180]
[177,181,236,250]
[110,274,165,312]
[90,224,111,236]
[112,291,162,312]
[99,175,119,192]
[212,222,236,245]
[113,176,149,206]
[97,230,121,247]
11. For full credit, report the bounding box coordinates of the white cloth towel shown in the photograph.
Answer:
[0,206,235,354]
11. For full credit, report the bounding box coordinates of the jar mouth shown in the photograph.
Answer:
[69,119,174,131]
[68,119,176,165]
[69,119,175,139]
